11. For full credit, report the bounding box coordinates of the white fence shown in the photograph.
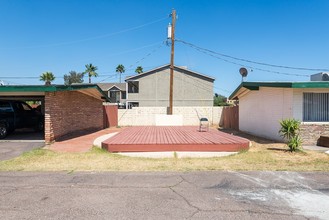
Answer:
[118,107,223,126]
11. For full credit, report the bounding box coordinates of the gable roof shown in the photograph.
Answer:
[229,81,329,99]
[125,64,215,82]
[97,83,126,91]
[0,84,110,101]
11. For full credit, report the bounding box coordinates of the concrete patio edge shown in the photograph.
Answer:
[116,151,238,158]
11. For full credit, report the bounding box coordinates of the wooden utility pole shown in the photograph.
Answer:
[169,9,176,115]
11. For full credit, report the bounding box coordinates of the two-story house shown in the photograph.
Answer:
[97,83,126,106]
[125,64,215,108]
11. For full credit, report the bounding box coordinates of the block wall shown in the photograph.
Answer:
[118,107,222,126]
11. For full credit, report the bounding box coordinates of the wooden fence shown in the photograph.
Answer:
[221,106,239,130]
[103,105,118,128]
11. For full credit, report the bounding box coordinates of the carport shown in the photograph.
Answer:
[0,84,109,144]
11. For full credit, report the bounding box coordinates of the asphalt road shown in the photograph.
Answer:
[0,171,328,220]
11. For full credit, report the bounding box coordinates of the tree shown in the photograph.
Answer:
[213,93,228,106]
[40,71,55,86]
[84,63,98,83]
[64,71,85,85]
[116,64,125,83]
[135,66,143,74]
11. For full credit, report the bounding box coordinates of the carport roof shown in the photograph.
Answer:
[0,84,110,101]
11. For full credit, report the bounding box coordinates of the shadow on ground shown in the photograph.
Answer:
[218,127,279,144]
[2,129,44,141]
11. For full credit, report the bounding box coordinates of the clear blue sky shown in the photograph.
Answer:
[0,0,328,97]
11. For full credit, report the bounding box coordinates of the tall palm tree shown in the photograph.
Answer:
[116,64,125,83]
[135,66,143,74]
[40,71,55,86]
[84,63,98,83]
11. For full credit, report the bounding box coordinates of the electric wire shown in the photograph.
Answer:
[176,39,329,72]
[97,41,165,83]
[199,46,311,77]
[0,42,165,84]
[178,41,311,77]
[1,16,169,50]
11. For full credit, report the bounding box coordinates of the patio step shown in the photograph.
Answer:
[317,136,329,148]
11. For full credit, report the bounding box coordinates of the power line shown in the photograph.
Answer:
[1,16,169,50]
[127,42,165,69]
[177,39,311,77]
[0,41,165,83]
[176,39,329,73]
[97,42,165,83]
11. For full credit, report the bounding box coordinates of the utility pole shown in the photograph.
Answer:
[168,9,176,115]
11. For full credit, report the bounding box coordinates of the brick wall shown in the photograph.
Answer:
[300,124,329,145]
[45,91,103,143]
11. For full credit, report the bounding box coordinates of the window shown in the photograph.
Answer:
[121,91,126,99]
[0,101,12,112]
[109,91,120,103]
[21,102,32,111]
[128,81,139,93]
[303,93,329,122]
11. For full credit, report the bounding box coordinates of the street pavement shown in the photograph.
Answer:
[0,171,328,219]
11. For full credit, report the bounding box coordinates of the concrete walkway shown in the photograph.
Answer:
[47,127,122,153]
[303,145,329,152]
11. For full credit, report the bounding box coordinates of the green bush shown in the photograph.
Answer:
[287,135,303,152]
[279,118,302,152]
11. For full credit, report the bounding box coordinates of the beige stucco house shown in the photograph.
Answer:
[230,81,329,145]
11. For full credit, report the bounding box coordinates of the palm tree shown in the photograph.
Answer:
[84,63,98,83]
[135,66,143,74]
[116,64,125,83]
[40,71,55,86]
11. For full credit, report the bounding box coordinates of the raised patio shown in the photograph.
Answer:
[102,126,250,152]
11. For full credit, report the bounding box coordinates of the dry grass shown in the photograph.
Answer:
[0,131,328,172]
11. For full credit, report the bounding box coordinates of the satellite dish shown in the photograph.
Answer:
[322,73,329,81]
[239,68,248,77]
[239,68,248,82]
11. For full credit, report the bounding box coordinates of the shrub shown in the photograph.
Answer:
[279,118,302,152]
[287,135,303,152]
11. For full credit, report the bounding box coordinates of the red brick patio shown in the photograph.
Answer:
[48,127,123,153]
[102,126,250,152]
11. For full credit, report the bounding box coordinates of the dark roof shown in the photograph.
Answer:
[229,81,329,99]
[0,84,110,101]
[97,83,126,91]
[125,64,215,82]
